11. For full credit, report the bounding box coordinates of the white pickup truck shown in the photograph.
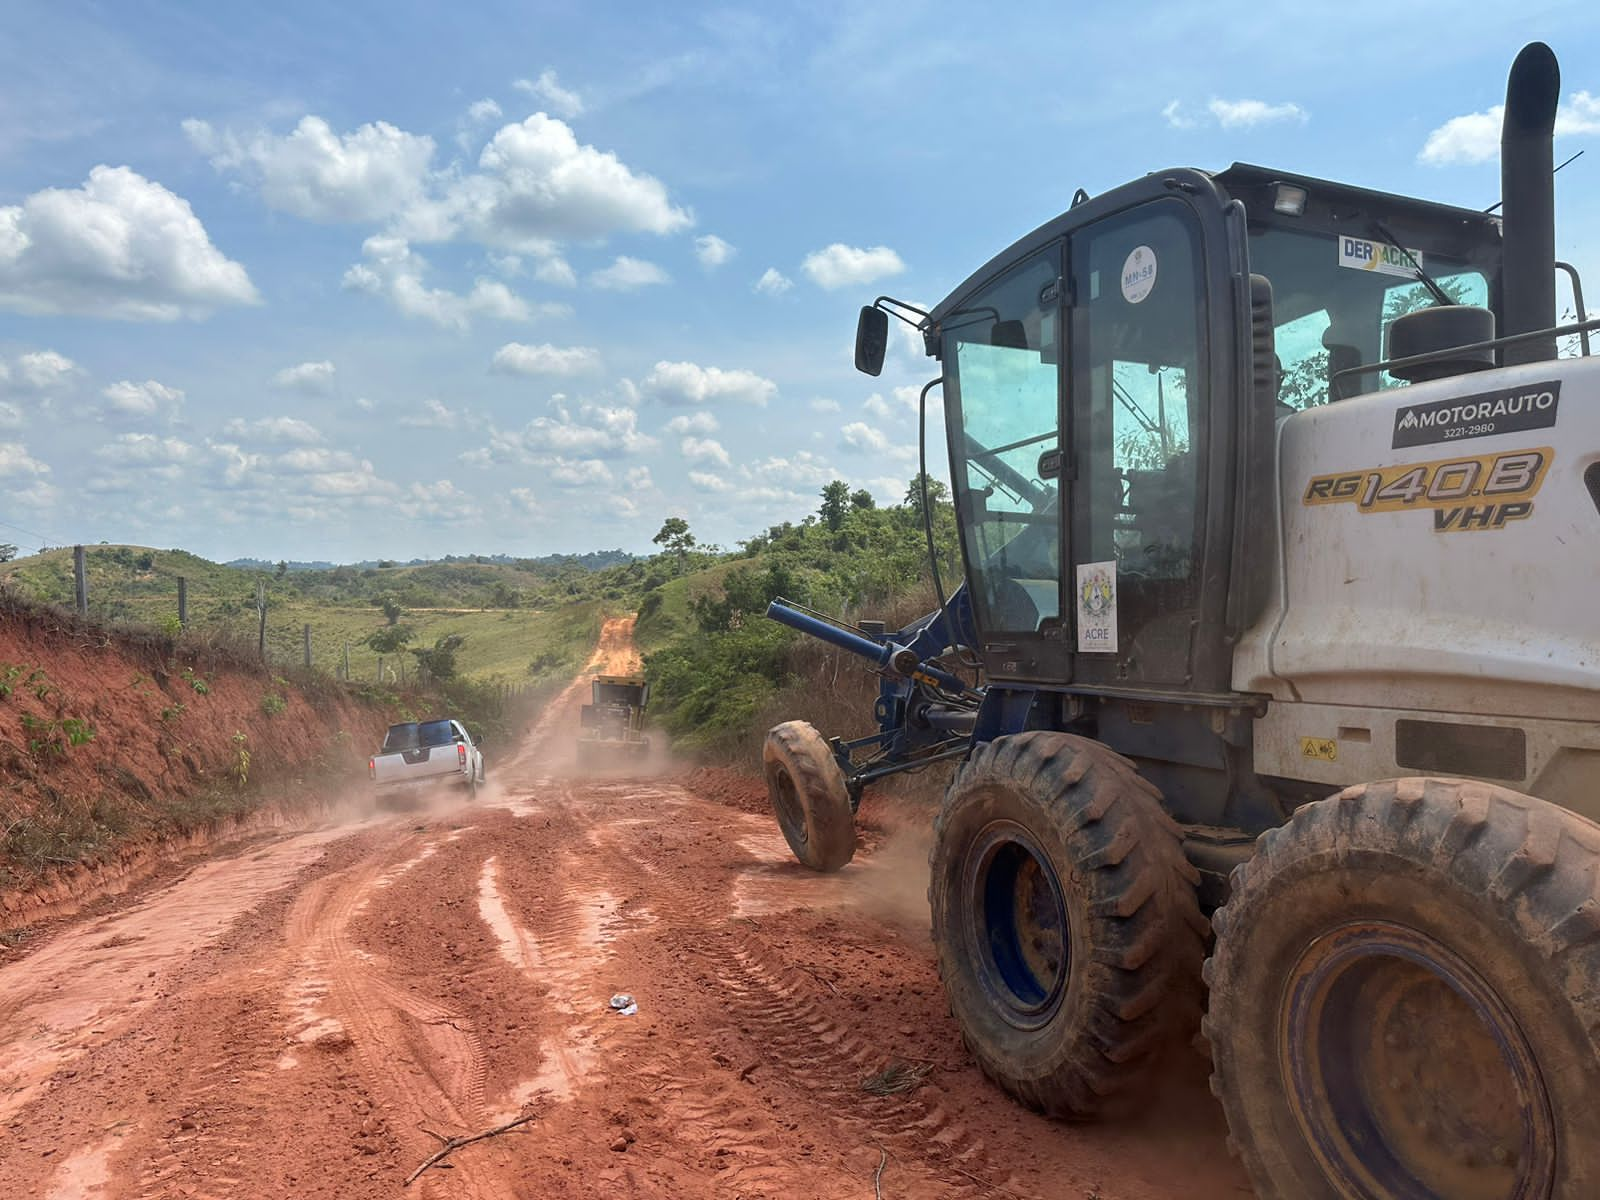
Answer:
[368,718,485,801]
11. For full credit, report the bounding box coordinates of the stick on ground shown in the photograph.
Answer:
[874,1145,888,1200]
[404,1113,537,1186]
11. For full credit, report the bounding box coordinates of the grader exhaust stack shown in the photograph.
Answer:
[1500,41,1560,364]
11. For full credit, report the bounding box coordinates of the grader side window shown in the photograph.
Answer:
[943,248,1064,637]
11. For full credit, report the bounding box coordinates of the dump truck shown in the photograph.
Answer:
[762,42,1600,1200]
[577,674,651,765]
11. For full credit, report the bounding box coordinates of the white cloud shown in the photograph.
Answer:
[625,465,653,490]
[680,435,731,467]
[891,384,924,413]
[0,165,257,320]
[467,99,503,124]
[535,256,577,287]
[399,398,467,429]
[695,234,734,268]
[491,341,602,376]
[523,401,655,458]
[642,361,776,407]
[513,70,584,119]
[744,450,838,489]
[689,470,732,493]
[397,479,478,521]
[1207,98,1307,129]
[547,457,613,487]
[841,421,891,453]
[94,433,195,466]
[101,379,184,419]
[506,486,540,515]
[864,393,894,420]
[272,360,336,394]
[13,350,80,390]
[221,416,324,445]
[664,411,718,435]
[354,396,379,412]
[754,267,794,295]
[1161,99,1198,130]
[343,234,549,329]
[0,442,50,478]
[808,396,841,413]
[1160,98,1307,131]
[184,115,434,223]
[589,255,669,291]
[801,243,905,290]
[1419,92,1600,165]
[415,113,690,247]
[475,399,656,464]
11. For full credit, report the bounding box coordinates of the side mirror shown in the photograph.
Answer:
[855,306,888,376]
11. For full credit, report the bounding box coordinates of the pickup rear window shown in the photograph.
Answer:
[381,720,459,752]
[417,720,457,747]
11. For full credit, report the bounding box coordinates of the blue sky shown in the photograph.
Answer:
[2,1,1597,562]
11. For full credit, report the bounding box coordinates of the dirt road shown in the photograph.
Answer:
[0,617,1248,1199]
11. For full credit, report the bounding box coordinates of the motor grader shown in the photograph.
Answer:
[762,43,1600,1199]
[577,673,651,765]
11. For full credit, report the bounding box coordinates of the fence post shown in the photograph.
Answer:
[255,580,267,661]
[342,641,350,681]
[177,576,187,628]
[73,545,87,616]
[377,655,384,683]
[303,624,312,669]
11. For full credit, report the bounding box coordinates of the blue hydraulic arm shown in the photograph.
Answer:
[764,593,984,804]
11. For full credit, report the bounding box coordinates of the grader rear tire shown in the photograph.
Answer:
[929,732,1206,1118]
[1204,778,1600,1200]
[763,721,854,872]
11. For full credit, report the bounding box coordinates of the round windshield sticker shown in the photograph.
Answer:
[1120,245,1157,304]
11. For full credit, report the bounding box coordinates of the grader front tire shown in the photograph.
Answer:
[763,720,855,872]
[929,732,1207,1118]
[1204,778,1600,1200]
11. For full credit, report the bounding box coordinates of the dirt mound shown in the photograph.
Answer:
[0,597,392,920]
[679,765,771,815]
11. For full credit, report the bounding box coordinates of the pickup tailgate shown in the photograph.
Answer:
[372,745,466,787]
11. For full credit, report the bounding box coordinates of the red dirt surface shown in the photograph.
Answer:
[0,601,391,922]
[0,616,1250,1198]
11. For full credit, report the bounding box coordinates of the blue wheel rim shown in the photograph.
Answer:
[964,820,1069,1030]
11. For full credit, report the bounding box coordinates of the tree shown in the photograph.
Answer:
[0,543,18,563]
[652,517,696,570]
[818,480,851,531]
[902,473,949,516]
[376,593,404,625]
[850,488,875,510]
[275,559,288,580]
[411,633,465,681]
[365,625,415,654]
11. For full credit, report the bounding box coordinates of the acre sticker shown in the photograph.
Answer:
[1120,246,1157,304]
[1076,561,1118,653]
[1302,446,1552,532]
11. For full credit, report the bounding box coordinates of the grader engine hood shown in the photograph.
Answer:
[1234,354,1600,725]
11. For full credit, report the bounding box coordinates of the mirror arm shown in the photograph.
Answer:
[872,296,932,330]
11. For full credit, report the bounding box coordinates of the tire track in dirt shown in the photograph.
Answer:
[573,779,1001,1197]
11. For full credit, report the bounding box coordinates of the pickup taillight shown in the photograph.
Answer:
[368,757,376,779]
[458,743,467,767]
